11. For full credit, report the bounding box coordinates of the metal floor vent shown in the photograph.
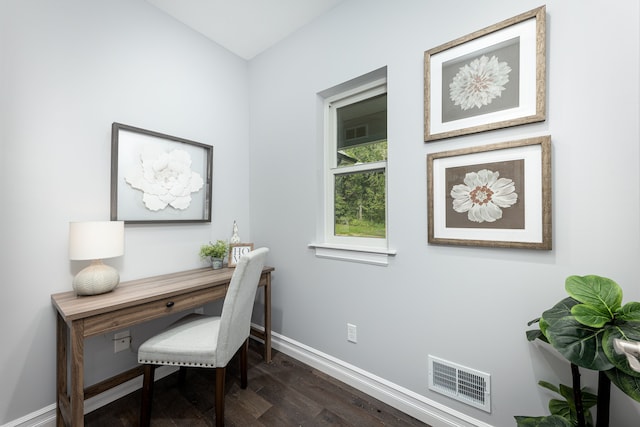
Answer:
[428,355,491,412]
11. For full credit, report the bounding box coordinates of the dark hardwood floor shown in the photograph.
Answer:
[85,341,430,426]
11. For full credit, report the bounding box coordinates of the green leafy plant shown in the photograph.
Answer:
[514,415,572,427]
[199,240,229,259]
[519,275,640,426]
[536,275,640,397]
[515,381,597,427]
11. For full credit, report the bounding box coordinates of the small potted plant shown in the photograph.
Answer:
[199,240,229,269]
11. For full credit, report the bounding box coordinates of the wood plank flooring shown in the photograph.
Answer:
[85,341,430,426]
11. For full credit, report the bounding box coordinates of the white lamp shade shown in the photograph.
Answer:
[69,221,124,260]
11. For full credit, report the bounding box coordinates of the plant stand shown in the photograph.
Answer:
[570,364,611,427]
[571,364,586,427]
[596,371,610,427]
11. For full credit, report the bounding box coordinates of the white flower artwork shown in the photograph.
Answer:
[450,169,517,223]
[449,55,511,111]
[125,145,204,212]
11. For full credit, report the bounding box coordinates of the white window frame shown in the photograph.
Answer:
[309,77,396,266]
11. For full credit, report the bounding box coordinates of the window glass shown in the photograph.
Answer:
[334,169,386,238]
[336,94,387,167]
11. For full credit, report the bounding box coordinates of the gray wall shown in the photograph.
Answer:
[248,0,640,426]
[1,0,251,423]
[2,0,640,426]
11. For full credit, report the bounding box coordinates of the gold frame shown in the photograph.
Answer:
[427,136,551,249]
[424,6,546,141]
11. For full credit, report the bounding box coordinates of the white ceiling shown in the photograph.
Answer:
[145,0,346,60]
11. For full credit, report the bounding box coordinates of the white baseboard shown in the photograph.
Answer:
[4,330,492,427]
[2,366,177,427]
[268,330,493,427]
[1,404,57,427]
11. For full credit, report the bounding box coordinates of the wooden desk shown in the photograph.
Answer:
[51,266,274,427]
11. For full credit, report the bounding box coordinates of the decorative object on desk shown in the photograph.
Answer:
[199,240,229,269]
[424,6,545,141]
[111,122,213,224]
[230,220,241,243]
[69,221,124,295]
[228,243,254,268]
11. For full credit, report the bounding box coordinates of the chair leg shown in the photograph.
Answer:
[240,339,248,389]
[178,366,187,386]
[215,367,226,427]
[140,364,156,427]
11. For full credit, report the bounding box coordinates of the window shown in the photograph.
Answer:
[330,88,387,244]
[310,76,395,265]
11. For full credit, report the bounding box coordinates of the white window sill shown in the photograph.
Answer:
[308,243,397,266]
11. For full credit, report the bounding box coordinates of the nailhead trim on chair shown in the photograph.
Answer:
[138,359,217,367]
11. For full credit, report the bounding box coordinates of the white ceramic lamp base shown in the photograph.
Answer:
[73,260,120,295]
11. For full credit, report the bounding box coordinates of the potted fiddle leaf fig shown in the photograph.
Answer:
[199,240,229,269]
[517,275,640,427]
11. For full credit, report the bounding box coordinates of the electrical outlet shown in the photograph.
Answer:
[114,331,130,353]
[347,323,357,343]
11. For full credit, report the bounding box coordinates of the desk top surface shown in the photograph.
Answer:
[52,266,274,321]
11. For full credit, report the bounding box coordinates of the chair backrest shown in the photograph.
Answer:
[216,247,269,365]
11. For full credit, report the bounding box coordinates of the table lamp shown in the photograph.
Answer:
[69,221,124,295]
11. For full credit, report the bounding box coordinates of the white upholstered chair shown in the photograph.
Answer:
[137,247,269,427]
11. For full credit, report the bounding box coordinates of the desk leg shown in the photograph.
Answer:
[56,313,67,427]
[70,320,85,426]
[264,273,272,363]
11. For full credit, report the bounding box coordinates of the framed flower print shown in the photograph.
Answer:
[424,6,546,141]
[427,136,551,249]
[111,122,213,224]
